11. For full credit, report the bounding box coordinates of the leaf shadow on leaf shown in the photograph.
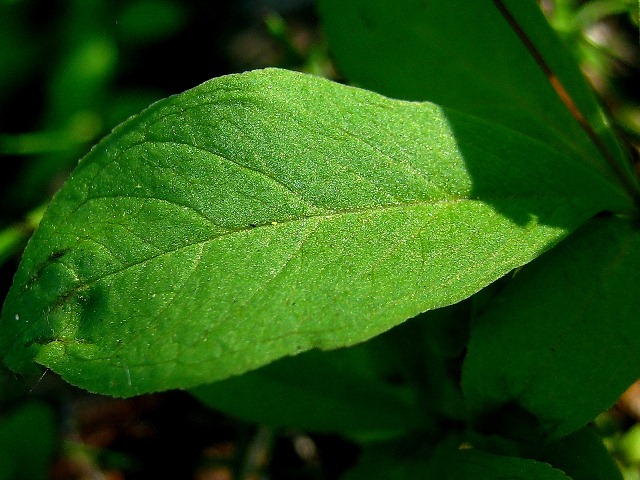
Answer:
[442,107,623,231]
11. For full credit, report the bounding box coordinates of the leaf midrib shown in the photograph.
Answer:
[59,196,468,286]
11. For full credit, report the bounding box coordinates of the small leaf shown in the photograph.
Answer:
[344,442,572,480]
[532,427,622,480]
[465,426,621,480]
[424,449,573,480]
[317,0,636,189]
[462,216,640,439]
[0,69,631,396]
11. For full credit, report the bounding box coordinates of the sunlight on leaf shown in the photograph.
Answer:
[0,69,631,396]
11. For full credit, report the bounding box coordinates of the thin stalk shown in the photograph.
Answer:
[492,0,640,206]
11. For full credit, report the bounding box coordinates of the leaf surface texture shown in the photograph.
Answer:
[0,69,629,395]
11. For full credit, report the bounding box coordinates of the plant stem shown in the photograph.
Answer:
[492,0,640,207]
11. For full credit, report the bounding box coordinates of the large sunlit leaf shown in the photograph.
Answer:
[0,69,631,396]
[317,0,637,190]
[462,216,640,439]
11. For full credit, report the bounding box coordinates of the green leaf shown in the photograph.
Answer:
[532,427,622,480]
[317,0,637,190]
[466,425,621,480]
[0,69,631,396]
[462,216,640,439]
[191,340,424,434]
[0,402,56,480]
[345,442,572,480]
[426,449,573,479]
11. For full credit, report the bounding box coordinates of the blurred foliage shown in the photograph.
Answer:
[0,402,56,480]
[543,0,640,146]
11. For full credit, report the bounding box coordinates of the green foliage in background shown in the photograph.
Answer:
[0,402,56,480]
[1,0,640,478]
